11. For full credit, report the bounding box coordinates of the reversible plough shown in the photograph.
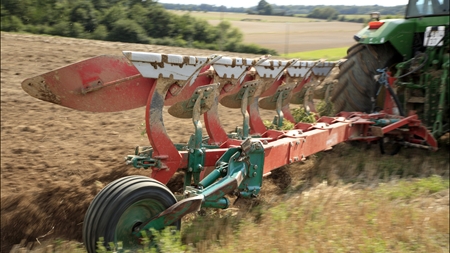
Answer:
[22,52,438,251]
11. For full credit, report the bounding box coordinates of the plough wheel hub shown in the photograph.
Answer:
[82,176,179,252]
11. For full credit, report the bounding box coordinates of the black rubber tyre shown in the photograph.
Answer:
[82,175,180,253]
[331,43,401,113]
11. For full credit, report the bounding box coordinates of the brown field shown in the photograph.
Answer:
[208,20,363,53]
[169,10,364,53]
[0,32,270,252]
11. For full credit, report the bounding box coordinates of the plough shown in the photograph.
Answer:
[22,51,438,252]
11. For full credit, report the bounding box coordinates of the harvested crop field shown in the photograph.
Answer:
[169,11,363,53]
[1,32,449,252]
[208,20,362,53]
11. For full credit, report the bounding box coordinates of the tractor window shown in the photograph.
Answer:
[407,0,449,17]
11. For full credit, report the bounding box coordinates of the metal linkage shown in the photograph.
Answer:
[132,138,265,234]
[393,36,449,138]
[119,51,338,184]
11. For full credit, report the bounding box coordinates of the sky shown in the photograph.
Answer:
[158,0,409,8]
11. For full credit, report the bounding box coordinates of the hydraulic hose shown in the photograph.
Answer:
[376,68,405,116]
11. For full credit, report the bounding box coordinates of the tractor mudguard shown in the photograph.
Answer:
[354,16,449,59]
[355,19,416,59]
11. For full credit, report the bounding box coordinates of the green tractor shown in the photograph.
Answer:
[332,0,449,139]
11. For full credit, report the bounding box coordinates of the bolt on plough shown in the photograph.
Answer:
[22,51,438,251]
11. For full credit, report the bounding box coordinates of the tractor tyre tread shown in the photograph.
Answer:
[331,43,400,113]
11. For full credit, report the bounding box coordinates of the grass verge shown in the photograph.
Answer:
[281,47,348,60]
[183,176,449,253]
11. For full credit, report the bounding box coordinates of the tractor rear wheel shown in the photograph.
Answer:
[82,175,180,253]
[331,43,401,113]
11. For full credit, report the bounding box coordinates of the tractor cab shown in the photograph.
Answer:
[406,0,449,17]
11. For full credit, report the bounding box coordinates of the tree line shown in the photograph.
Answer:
[0,0,277,55]
[161,3,247,13]
[162,1,407,17]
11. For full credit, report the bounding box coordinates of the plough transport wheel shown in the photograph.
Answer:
[82,176,180,252]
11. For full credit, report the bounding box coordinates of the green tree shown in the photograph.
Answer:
[1,4,10,17]
[257,0,273,15]
[107,18,148,43]
[90,24,108,40]
[50,0,72,25]
[50,20,85,37]
[191,19,210,42]
[22,0,69,26]
[141,5,174,38]
[1,15,24,31]
[128,0,157,7]
[91,0,109,10]
[1,0,32,18]
[70,1,98,32]
[180,21,195,46]
[127,3,150,29]
[307,7,339,20]
[68,22,86,37]
[257,0,267,12]
[101,5,127,31]
[263,3,273,15]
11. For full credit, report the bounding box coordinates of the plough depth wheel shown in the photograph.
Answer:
[82,176,180,252]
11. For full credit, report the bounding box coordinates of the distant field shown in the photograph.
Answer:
[294,13,404,20]
[338,14,404,19]
[168,10,322,23]
[169,10,363,54]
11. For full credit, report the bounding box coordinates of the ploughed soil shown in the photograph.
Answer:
[0,32,284,252]
[1,32,448,252]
